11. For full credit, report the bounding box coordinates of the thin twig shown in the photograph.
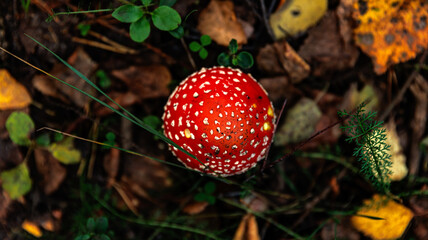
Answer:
[379,51,428,121]
[260,0,276,40]
[180,38,197,71]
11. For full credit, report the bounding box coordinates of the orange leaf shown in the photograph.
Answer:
[21,220,42,238]
[0,69,32,110]
[353,0,428,74]
[233,213,260,240]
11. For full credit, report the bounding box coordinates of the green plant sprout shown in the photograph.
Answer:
[189,35,212,60]
[217,39,254,69]
[46,1,182,43]
[194,181,216,205]
[102,132,116,149]
[338,103,392,194]
[78,23,91,37]
[95,70,111,89]
[75,216,112,240]
[112,1,181,42]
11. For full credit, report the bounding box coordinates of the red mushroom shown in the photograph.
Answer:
[162,66,275,176]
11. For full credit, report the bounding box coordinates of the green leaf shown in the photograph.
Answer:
[228,39,238,54]
[105,132,116,141]
[200,35,212,46]
[97,234,111,240]
[77,24,91,36]
[96,70,111,89]
[231,56,238,66]
[36,133,50,147]
[205,195,216,205]
[204,182,216,194]
[199,48,208,59]
[169,25,184,39]
[86,218,95,232]
[189,41,202,52]
[236,51,254,69]
[75,234,91,240]
[112,5,144,23]
[130,16,150,42]
[5,111,35,146]
[48,137,81,164]
[142,115,162,130]
[54,132,64,142]
[95,217,109,233]
[152,6,181,31]
[194,192,208,202]
[141,0,152,6]
[0,163,32,199]
[160,0,176,7]
[217,52,231,66]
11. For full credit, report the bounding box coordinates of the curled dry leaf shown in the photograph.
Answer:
[257,41,310,84]
[351,194,414,240]
[94,91,140,117]
[32,47,97,108]
[111,65,171,99]
[298,11,359,76]
[182,201,209,215]
[233,213,260,240]
[353,0,428,74]
[34,148,67,195]
[259,76,294,103]
[197,0,247,46]
[0,69,32,110]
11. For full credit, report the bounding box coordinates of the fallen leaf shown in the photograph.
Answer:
[353,0,428,74]
[269,0,327,39]
[32,47,97,107]
[298,11,359,76]
[21,220,42,238]
[111,65,171,99]
[182,201,209,215]
[94,91,140,116]
[257,41,310,83]
[34,148,67,195]
[48,137,81,165]
[233,213,260,240]
[5,111,35,146]
[0,163,32,200]
[0,191,12,223]
[351,194,414,240]
[259,76,294,102]
[197,0,247,46]
[0,69,32,110]
[103,147,120,187]
[384,120,408,181]
[275,98,322,145]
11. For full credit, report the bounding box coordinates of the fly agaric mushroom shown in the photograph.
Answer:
[162,66,275,176]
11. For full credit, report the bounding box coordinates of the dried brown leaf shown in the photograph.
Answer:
[197,0,247,46]
[34,148,67,195]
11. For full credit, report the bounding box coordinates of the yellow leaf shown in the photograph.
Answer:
[353,0,428,74]
[384,121,408,181]
[48,137,81,164]
[351,195,413,240]
[22,220,42,238]
[0,69,32,110]
[269,0,327,39]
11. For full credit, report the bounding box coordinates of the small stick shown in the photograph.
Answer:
[379,51,427,121]
[180,38,197,71]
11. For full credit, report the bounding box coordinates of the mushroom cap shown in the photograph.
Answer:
[162,66,275,176]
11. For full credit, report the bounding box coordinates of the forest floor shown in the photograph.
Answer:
[0,0,427,239]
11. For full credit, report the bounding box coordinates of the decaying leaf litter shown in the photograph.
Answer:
[0,0,427,239]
